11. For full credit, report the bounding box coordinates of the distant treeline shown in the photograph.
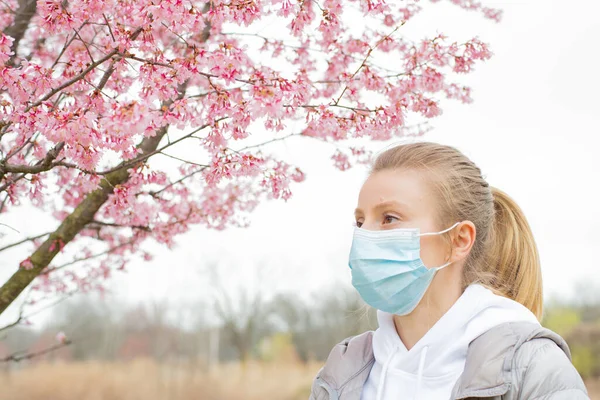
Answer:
[1,285,599,378]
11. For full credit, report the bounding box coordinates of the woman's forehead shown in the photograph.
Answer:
[357,169,431,211]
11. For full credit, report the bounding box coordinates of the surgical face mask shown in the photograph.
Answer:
[348,221,461,315]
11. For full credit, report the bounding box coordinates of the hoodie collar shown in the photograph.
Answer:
[372,283,484,375]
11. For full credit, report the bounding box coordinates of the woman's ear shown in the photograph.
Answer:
[451,221,476,262]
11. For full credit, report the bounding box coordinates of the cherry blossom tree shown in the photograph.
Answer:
[0,0,500,317]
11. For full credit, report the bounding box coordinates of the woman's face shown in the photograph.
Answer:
[354,168,452,270]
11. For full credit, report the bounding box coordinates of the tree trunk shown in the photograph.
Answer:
[0,127,166,315]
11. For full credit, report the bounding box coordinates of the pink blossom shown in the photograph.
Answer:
[410,94,443,118]
[276,0,296,18]
[482,8,503,22]
[0,33,14,64]
[289,0,315,36]
[332,150,352,171]
[0,0,17,29]
[38,0,78,32]
[397,5,422,22]
[290,167,306,183]
[464,38,493,61]
[19,257,34,270]
[48,238,65,253]
[55,331,68,344]
[453,56,474,73]
[418,67,445,92]
[444,83,473,103]
[383,14,394,27]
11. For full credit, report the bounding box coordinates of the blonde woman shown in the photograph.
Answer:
[310,142,588,400]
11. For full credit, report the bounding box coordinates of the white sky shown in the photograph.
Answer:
[1,0,599,326]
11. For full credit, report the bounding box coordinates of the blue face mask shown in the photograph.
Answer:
[348,221,461,315]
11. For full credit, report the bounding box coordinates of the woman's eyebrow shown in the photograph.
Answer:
[355,200,407,216]
[373,200,406,211]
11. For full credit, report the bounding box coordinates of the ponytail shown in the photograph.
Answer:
[487,187,543,320]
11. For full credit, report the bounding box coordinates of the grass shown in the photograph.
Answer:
[0,359,319,400]
[0,359,598,399]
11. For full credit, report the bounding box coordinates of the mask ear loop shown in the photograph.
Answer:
[417,221,462,270]
[416,221,462,237]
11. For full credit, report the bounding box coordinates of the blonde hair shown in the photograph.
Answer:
[372,142,543,320]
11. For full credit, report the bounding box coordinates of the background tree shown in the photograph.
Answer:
[270,288,376,363]
[209,262,272,365]
[0,0,500,318]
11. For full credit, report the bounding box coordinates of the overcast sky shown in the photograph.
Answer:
[1,0,599,326]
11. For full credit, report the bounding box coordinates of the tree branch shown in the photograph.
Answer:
[40,239,137,276]
[73,28,96,64]
[1,340,72,363]
[1,142,65,176]
[102,14,115,42]
[3,0,38,66]
[141,167,207,198]
[0,230,53,253]
[158,151,209,168]
[0,289,78,333]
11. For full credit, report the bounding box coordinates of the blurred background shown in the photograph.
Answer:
[1,0,600,399]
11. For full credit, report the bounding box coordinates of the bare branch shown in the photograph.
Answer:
[142,167,207,198]
[95,60,115,91]
[102,14,115,42]
[40,239,137,276]
[125,55,173,68]
[158,151,209,168]
[89,220,151,232]
[233,132,301,152]
[0,289,78,333]
[1,340,72,363]
[73,27,96,64]
[0,222,20,234]
[160,21,191,47]
[0,231,53,253]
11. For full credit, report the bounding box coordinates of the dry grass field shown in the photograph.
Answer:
[0,359,597,400]
[0,359,319,400]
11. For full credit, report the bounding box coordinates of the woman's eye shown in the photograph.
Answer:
[355,220,363,228]
[383,215,399,224]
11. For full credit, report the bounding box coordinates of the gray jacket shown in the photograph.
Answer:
[309,322,589,400]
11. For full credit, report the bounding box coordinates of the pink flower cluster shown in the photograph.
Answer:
[1,0,498,294]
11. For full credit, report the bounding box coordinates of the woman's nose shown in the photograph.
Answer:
[360,219,380,231]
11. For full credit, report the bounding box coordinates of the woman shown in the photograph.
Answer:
[309,142,589,400]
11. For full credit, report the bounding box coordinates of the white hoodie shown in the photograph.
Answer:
[360,284,541,400]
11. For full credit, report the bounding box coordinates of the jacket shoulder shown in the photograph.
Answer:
[512,335,589,399]
[452,321,589,399]
[310,331,375,400]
